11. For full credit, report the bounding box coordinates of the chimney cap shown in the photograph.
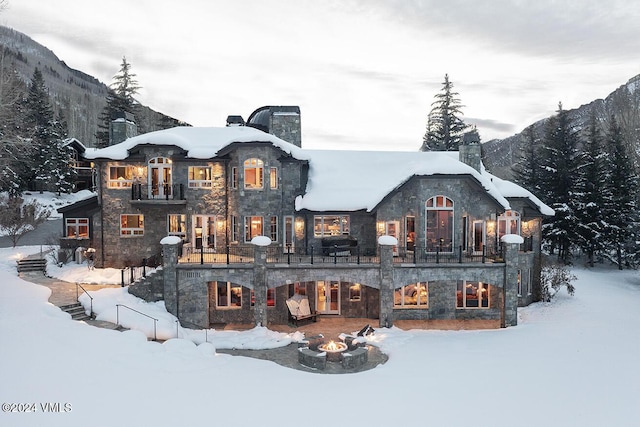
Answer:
[226,115,245,126]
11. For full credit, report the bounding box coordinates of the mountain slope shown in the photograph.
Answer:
[483,75,640,179]
[0,25,187,147]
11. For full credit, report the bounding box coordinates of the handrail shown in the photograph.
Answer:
[175,319,209,342]
[76,283,94,318]
[116,304,158,341]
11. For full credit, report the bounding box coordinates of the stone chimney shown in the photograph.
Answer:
[109,111,137,146]
[246,106,302,147]
[458,128,482,172]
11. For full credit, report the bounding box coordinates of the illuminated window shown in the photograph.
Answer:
[456,281,489,308]
[498,210,520,239]
[349,283,361,301]
[270,167,278,189]
[251,288,276,307]
[394,282,428,307]
[120,214,144,236]
[313,215,350,237]
[426,195,454,252]
[289,282,307,297]
[188,166,212,188]
[231,215,239,243]
[231,167,238,189]
[65,218,89,239]
[216,281,242,308]
[244,158,263,189]
[245,216,263,242]
[108,166,134,188]
[270,216,278,242]
[167,214,186,238]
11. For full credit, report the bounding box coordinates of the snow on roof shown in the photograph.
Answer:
[485,172,555,216]
[81,126,553,214]
[295,149,510,212]
[83,126,308,161]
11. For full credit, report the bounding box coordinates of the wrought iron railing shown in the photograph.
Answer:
[131,183,185,200]
[116,304,158,341]
[120,253,162,286]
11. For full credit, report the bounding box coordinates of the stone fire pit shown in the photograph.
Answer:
[298,334,369,370]
[317,340,348,362]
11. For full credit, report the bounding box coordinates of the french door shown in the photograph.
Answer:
[316,281,340,314]
[149,157,172,199]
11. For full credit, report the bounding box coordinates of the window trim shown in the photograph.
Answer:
[167,214,186,238]
[394,282,428,308]
[243,158,264,189]
[108,166,134,188]
[65,218,89,239]
[244,216,264,242]
[188,166,213,188]
[216,281,242,309]
[270,167,278,189]
[456,280,490,309]
[313,215,350,237]
[120,214,144,236]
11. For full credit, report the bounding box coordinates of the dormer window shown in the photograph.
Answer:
[244,158,263,189]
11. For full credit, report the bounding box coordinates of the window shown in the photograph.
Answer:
[188,166,212,188]
[426,196,454,252]
[349,283,361,301]
[313,215,350,237]
[168,214,186,238]
[517,269,522,296]
[251,288,276,307]
[66,218,89,239]
[394,283,428,307]
[245,216,263,242]
[498,210,520,239]
[406,216,415,251]
[284,216,294,252]
[216,282,242,308]
[270,216,278,242]
[231,215,239,243]
[456,281,489,308]
[231,167,238,189]
[290,282,307,297]
[527,268,533,295]
[120,214,144,236]
[244,158,263,189]
[108,166,134,188]
[270,167,278,189]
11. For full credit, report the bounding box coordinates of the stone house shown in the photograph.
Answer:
[66,106,552,329]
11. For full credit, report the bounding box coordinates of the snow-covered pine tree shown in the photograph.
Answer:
[420,74,468,151]
[539,102,583,264]
[512,125,542,195]
[96,57,141,148]
[602,115,639,269]
[575,110,608,266]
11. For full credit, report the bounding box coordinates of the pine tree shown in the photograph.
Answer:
[539,102,583,264]
[512,125,542,194]
[96,57,141,148]
[420,74,468,151]
[603,115,638,269]
[575,110,608,266]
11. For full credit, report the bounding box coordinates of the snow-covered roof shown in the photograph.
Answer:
[486,172,555,216]
[294,149,510,212]
[82,126,553,215]
[83,126,308,161]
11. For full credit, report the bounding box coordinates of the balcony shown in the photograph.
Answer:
[130,183,186,204]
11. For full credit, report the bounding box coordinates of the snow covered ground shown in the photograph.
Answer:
[1,244,639,427]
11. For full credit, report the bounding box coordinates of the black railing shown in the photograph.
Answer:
[177,244,500,265]
[75,283,94,317]
[116,304,158,341]
[131,183,185,201]
[121,253,162,286]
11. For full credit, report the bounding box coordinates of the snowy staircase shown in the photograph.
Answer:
[59,302,92,321]
[16,258,47,273]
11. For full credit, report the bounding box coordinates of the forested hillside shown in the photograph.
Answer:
[0,25,186,147]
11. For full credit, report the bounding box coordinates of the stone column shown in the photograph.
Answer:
[252,243,268,327]
[378,239,395,328]
[161,240,180,317]
[502,241,521,327]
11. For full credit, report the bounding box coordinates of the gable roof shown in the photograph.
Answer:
[81,126,553,216]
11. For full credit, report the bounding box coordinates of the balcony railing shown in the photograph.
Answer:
[131,183,185,201]
[177,244,503,266]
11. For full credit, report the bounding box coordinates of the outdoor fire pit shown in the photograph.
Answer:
[317,340,348,362]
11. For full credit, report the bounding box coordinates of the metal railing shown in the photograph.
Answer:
[131,183,185,201]
[121,253,162,287]
[116,304,158,341]
[175,319,209,342]
[180,245,254,265]
[75,283,93,318]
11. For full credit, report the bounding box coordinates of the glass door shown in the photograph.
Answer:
[193,215,216,249]
[149,157,172,199]
[473,220,485,255]
[316,281,340,314]
[385,221,400,255]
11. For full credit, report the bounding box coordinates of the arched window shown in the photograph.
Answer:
[244,158,264,189]
[498,210,520,239]
[426,196,454,252]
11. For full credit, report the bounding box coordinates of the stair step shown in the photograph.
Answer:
[60,302,91,321]
[17,259,47,272]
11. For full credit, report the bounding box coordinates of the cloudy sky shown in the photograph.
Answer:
[2,0,639,151]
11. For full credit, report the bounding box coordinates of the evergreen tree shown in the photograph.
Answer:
[23,68,73,193]
[420,74,468,151]
[602,115,638,269]
[512,125,542,194]
[96,57,141,148]
[539,102,583,264]
[575,110,608,266]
